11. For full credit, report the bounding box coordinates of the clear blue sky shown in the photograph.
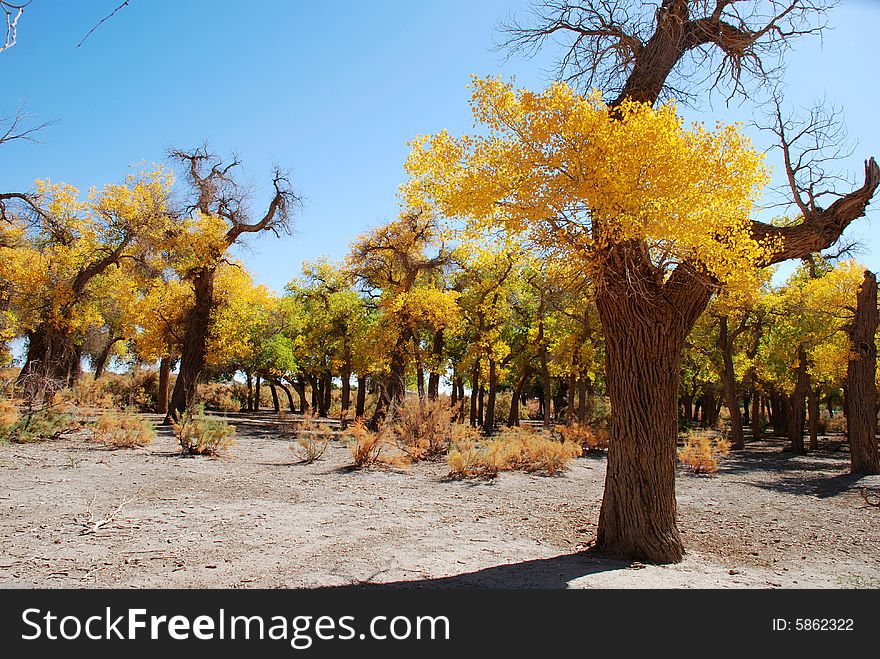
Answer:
[2,0,878,294]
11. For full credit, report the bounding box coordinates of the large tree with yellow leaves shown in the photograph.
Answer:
[405,0,879,563]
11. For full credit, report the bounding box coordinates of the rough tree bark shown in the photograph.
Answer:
[594,253,711,563]
[157,357,171,416]
[846,270,879,474]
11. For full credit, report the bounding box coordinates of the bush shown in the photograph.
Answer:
[173,408,236,455]
[345,420,403,468]
[102,371,160,410]
[284,411,333,463]
[93,409,155,448]
[524,399,541,420]
[0,398,20,442]
[678,430,731,474]
[825,413,847,434]
[69,374,115,408]
[448,426,581,478]
[4,406,78,443]
[389,397,454,461]
[556,422,609,452]
[198,381,244,413]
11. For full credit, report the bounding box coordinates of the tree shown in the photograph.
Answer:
[407,1,878,563]
[5,170,174,390]
[845,270,878,475]
[347,210,453,425]
[164,147,300,421]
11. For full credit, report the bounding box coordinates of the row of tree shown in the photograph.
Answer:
[2,0,878,566]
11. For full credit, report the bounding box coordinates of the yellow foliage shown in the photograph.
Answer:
[678,430,731,474]
[0,398,20,440]
[556,422,609,452]
[404,77,773,294]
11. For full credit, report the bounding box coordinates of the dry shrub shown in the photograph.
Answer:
[345,420,404,468]
[524,399,541,420]
[93,409,155,448]
[198,382,244,413]
[678,430,731,474]
[285,411,333,463]
[103,371,160,410]
[174,408,236,456]
[448,426,581,478]
[825,414,847,434]
[390,397,454,461]
[556,422,609,452]
[0,398,20,442]
[72,374,115,408]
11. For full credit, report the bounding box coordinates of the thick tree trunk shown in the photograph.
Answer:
[769,392,788,437]
[157,357,171,415]
[846,270,879,474]
[355,375,367,419]
[750,392,761,440]
[718,317,744,450]
[594,251,711,564]
[166,269,215,421]
[276,380,295,412]
[245,372,254,412]
[577,376,589,423]
[17,324,82,394]
[416,365,425,399]
[427,329,444,400]
[293,375,309,414]
[566,373,577,424]
[477,386,485,427]
[538,321,552,430]
[483,359,498,434]
[680,395,693,426]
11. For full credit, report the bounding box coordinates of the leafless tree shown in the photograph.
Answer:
[499,0,835,106]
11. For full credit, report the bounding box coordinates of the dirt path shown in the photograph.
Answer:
[1,414,878,589]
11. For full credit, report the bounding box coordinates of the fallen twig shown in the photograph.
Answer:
[79,490,138,535]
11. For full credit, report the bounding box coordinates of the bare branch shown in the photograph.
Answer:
[0,1,28,54]
[498,1,836,107]
[76,0,131,48]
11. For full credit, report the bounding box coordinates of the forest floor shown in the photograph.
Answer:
[1,411,878,589]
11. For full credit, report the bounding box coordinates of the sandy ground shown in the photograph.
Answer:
[1,412,878,589]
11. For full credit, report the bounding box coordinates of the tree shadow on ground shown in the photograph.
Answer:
[339,551,631,589]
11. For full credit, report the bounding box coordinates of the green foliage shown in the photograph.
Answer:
[173,407,236,455]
